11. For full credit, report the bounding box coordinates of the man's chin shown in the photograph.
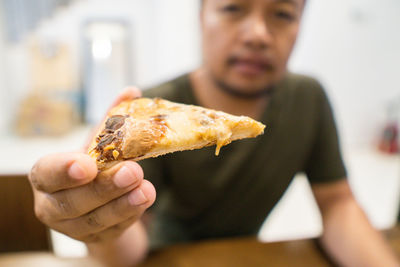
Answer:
[214,79,275,100]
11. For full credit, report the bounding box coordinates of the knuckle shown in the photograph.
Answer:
[85,211,104,229]
[90,178,115,201]
[51,193,77,218]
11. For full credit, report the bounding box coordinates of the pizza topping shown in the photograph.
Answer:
[112,150,120,159]
[105,115,126,131]
[94,132,123,162]
[200,119,210,126]
[104,144,116,151]
[150,114,168,121]
[97,134,114,149]
[101,147,122,162]
[215,143,223,156]
[208,112,220,120]
[93,115,128,162]
[215,134,232,156]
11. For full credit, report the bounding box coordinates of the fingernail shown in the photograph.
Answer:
[114,166,136,188]
[128,189,147,206]
[68,162,86,180]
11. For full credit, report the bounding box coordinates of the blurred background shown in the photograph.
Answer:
[0,0,399,259]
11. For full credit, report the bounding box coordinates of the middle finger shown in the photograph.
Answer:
[46,161,144,220]
[57,180,155,241]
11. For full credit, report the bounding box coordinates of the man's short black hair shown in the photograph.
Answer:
[201,0,306,6]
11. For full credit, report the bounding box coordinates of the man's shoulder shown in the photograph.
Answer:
[286,72,323,90]
[142,73,190,102]
[284,72,327,100]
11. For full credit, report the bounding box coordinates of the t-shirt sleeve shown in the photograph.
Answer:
[304,81,347,184]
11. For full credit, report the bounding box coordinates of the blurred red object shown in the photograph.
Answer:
[378,122,399,154]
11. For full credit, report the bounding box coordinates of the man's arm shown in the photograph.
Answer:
[86,220,149,267]
[312,179,399,267]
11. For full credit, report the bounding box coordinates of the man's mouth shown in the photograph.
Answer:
[228,56,274,76]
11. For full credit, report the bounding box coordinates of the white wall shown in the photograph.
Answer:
[1,0,202,133]
[289,0,400,148]
[0,3,18,137]
[151,0,201,85]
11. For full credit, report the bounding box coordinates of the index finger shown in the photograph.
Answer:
[109,86,142,109]
[29,152,98,193]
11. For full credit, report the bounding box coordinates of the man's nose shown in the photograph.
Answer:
[241,15,272,50]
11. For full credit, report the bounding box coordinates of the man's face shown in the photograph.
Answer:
[201,0,304,97]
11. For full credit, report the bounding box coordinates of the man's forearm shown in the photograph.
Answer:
[319,196,398,267]
[86,221,149,267]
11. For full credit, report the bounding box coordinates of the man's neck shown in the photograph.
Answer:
[190,68,270,120]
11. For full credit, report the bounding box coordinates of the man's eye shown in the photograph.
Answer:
[275,10,295,21]
[221,4,241,13]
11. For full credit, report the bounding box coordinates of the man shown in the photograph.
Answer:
[29,0,398,266]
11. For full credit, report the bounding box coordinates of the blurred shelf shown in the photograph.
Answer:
[0,125,92,176]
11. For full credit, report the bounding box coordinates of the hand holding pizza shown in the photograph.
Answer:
[28,88,157,244]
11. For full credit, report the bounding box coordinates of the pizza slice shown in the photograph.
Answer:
[88,97,265,170]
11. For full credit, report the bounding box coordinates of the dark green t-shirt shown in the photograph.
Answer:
[141,72,346,248]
